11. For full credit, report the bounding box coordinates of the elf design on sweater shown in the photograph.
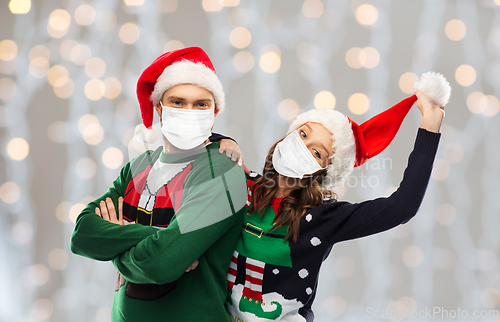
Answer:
[226,128,441,321]
[114,157,194,295]
[71,140,248,322]
[122,158,192,228]
[226,182,311,321]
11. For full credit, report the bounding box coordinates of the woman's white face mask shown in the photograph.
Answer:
[272,130,325,179]
[160,101,215,150]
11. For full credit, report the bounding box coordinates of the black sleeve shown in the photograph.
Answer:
[317,128,441,245]
[298,296,315,321]
[209,132,237,143]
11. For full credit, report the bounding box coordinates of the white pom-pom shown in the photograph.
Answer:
[413,72,451,108]
[133,124,159,144]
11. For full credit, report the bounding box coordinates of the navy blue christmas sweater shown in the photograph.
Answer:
[226,128,441,321]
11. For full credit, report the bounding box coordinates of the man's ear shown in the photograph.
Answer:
[210,108,219,132]
[155,104,162,118]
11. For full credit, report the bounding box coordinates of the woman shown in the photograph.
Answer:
[223,72,449,321]
[98,73,448,321]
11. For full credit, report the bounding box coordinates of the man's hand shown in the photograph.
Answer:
[96,196,200,272]
[185,260,199,272]
[95,197,124,225]
[219,139,244,166]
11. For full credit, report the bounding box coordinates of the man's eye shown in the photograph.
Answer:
[198,103,207,107]
[172,101,182,105]
[300,130,306,138]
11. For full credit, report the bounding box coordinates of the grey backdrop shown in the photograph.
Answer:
[1,0,500,321]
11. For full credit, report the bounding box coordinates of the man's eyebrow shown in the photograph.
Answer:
[166,96,185,101]
[195,99,213,102]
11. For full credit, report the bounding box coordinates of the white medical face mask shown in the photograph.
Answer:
[160,102,215,150]
[272,130,325,179]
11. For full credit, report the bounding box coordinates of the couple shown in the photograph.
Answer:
[71,47,449,321]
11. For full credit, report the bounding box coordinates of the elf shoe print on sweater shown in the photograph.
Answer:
[228,253,283,319]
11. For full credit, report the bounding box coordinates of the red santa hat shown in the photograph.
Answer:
[287,72,451,189]
[134,47,225,143]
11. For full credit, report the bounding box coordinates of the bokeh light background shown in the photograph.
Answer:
[1,0,500,321]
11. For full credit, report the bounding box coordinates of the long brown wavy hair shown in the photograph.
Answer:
[248,138,337,243]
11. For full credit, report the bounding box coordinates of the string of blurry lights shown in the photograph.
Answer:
[1,0,499,321]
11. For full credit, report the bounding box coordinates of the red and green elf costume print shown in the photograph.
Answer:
[227,179,307,321]
[71,142,248,322]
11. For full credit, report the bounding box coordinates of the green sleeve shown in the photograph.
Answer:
[70,153,159,261]
[111,148,247,284]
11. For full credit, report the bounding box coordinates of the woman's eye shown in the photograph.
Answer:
[300,130,306,138]
[313,149,321,159]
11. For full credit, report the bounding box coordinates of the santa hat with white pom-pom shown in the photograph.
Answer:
[287,71,451,190]
[133,47,225,144]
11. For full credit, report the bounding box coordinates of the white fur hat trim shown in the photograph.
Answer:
[150,60,225,113]
[287,109,356,190]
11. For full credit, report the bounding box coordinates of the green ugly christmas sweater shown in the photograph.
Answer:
[71,141,247,322]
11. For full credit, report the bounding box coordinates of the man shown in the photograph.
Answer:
[71,47,247,321]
